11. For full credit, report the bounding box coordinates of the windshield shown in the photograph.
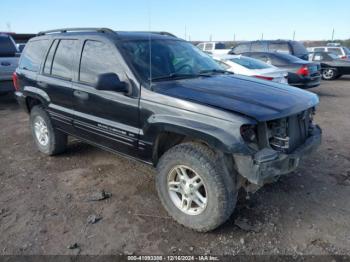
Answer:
[230,56,271,69]
[119,39,222,82]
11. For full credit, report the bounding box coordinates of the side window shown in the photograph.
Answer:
[268,43,290,54]
[79,40,122,85]
[197,43,204,50]
[314,48,325,52]
[19,40,49,72]
[43,40,59,75]
[251,42,265,52]
[328,48,342,56]
[51,39,77,79]
[204,43,213,51]
[232,43,250,54]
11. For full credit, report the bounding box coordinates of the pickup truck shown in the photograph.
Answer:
[0,34,19,95]
[15,28,322,232]
[197,41,231,55]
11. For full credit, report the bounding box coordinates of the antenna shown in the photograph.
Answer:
[148,0,152,88]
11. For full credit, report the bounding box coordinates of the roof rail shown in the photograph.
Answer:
[154,31,177,38]
[37,27,115,36]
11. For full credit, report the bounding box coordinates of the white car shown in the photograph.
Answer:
[197,42,231,55]
[307,46,350,60]
[213,54,288,84]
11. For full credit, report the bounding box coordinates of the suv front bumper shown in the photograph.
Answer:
[233,125,322,185]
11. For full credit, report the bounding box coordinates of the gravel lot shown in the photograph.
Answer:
[0,77,350,256]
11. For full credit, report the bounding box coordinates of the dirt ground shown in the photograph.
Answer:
[1,77,350,256]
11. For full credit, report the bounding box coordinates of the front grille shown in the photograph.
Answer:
[267,109,313,153]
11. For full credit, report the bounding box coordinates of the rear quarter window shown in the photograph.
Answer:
[19,39,49,72]
[268,43,290,54]
[232,43,250,54]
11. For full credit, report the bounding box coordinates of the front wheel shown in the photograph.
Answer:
[156,142,237,232]
[322,68,338,80]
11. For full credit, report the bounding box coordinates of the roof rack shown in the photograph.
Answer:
[37,27,115,36]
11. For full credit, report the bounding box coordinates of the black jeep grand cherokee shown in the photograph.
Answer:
[14,28,322,232]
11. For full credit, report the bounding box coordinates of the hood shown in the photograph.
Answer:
[151,74,319,122]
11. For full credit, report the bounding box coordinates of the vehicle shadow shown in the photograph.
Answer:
[0,92,18,111]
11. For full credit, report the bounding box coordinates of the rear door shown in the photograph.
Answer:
[71,39,140,157]
[38,38,79,134]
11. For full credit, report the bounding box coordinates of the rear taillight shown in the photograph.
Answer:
[12,72,19,91]
[253,75,274,81]
[340,56,347,59]
[297,65,309,76]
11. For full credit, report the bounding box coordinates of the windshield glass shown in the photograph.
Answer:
[119,39,222,82]
[230,56,271,69]
[343,47,350,55]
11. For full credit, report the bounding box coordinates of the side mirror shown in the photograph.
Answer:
[95,73,129,93]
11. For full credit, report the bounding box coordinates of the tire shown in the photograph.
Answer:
[30,105,67,155]
[322,68,338,80]
[156,142,237,232]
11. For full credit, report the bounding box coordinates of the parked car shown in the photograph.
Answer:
[230,40,309,60]
[243,52,321,88]
[16,43,26,53]
[0,33,19,95]
[307,46,350,60]
[213,54,288,84]
[197,42,230,55]
[309,51,350,80]
[15,28,321,232]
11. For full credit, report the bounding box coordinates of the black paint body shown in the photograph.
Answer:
[15,30,321,184]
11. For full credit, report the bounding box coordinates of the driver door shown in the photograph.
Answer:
[72,39,140,157]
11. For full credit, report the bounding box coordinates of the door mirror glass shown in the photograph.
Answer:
[95,73,129,93]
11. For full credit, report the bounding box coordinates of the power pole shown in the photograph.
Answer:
[233,33,236,42]
[331,28,335,41]
[184,25,187,41]
[293,31,296,40]
[209,34,212,41]
[261,33,264,40]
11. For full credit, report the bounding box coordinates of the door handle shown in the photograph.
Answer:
[74,90,89,100]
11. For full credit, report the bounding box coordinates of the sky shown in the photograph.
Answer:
[1,0,350,41]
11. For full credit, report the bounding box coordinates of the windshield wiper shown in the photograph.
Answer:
[199,69,234,75]
[150,73,204,82]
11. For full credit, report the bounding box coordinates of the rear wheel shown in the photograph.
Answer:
[156,142,237,232]
[322,68,338,80]
[30,106,67,155]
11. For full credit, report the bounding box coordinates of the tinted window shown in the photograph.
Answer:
[251,42,265,52]
[80,40,122,85]
[0,35,17,57]
[268,43,290,54]
[19,40,49,72]
[290,41,308,55]
[232,43,250,54]
[328,48,342,56]
[44,40,58,74]
[51,40,77,79]
[215,43,226,49]
[230,56,271,69]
